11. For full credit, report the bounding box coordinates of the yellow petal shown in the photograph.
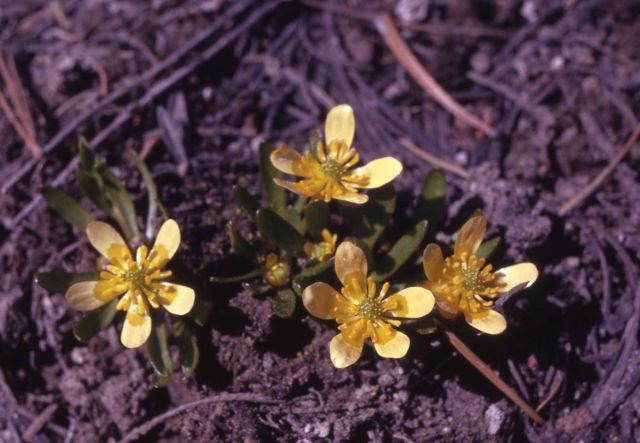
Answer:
[157,283,195,315]
[151,219,181,262]
[384,287,435,318]
[359,157,403,189]
[65,281,104,311]
[335,241,367,287]
[270,144,307,176]
[273,178,319,198]
[325,104,355,146]
[121,304,152,348]
[466,310,506,335]
[423,243,445,281]
[374,329,410,358]
[494,263,539,293]
[455,215,486,256]
[86,221,131,260]
[329,333,362,368]
[302,282,340,320]
[332,192,368,204]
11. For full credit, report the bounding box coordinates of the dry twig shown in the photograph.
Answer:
[399,138,470,179]
[558,123,640,216]
[374,12,497,138]
[0,49,40,158]
[117,393,279,443]
[436,319,545,424]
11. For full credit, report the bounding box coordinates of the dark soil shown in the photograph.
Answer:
[1,0,640,442]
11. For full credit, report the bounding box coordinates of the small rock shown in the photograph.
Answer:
[485,403,505,435]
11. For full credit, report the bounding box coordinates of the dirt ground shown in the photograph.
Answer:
[1,0,640,442]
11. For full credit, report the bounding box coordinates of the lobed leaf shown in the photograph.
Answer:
[232,185,261,219]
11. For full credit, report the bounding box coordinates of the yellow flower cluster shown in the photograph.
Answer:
[66,220,195,348]
[270,104,402,204]
[303,242,434,368]
[422,215,538,334]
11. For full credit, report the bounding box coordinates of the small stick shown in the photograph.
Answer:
[374,12,497,138]
[22,404,58,442]
[399,138,470,179]
[436,319,545,424]
[558,123,640,216]
[536,370,564,412]
[117,393,279,443]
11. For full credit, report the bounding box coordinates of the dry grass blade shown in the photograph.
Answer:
[374,12,497,138]
[399,138,470,179]
[436,319,545,424]
[558,123,640,216]
[0,49,40,158]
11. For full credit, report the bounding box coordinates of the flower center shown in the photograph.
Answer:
[266,262,291,287]
[320,159,343,178]
[123,265,147,291]
[461,266,483,291]
[357,297,383,320]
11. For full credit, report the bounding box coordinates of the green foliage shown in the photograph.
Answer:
[372,220,428,282]
[232,185,260,219]
[227,222,255,260]
[305,200,330,240]
[73,299,118,343]
[130,149,167,240]
[41,187,94,232]
[35,271,99,294]
[147,312,173,388]
[476,236,502,260]
[415,168,446,229]
[173,319,200,379]
[338,184,396,248]
[256,208,306,257]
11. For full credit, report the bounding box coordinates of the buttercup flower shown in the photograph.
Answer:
[422,214,538,335]
[270,104,403,204]
[303,242,434,368]
[66,220,195,348]
[264,253,291,287]
[304,229,337,262]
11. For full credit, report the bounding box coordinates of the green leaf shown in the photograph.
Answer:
[259,142,287,215]
[415,169,446,229]
[41,187,93,231]
[130,150,167,240]
[78,137,97,169]
[73,298,118,343]
[372,220,428,282]
[173,319,199,379]
[232,185,260,219]
[210,268,264,284]
[305,200,330,240]
[35,271,99,294]
[146,312,173,387]
[272,289,296,318]
[99,166,140,242]
[76,168,109,212]
[189,298,214,327]
[476,236,501,260]
[256,208,306,257]
[227,222,255,260]
[338,184,396,248]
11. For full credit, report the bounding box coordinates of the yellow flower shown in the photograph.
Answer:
[304,229,337,262]
[65,220,195,348]
[264,253,291,287]
[303,242,435,368]
[270,104,403,204]
[422,215,538,335]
